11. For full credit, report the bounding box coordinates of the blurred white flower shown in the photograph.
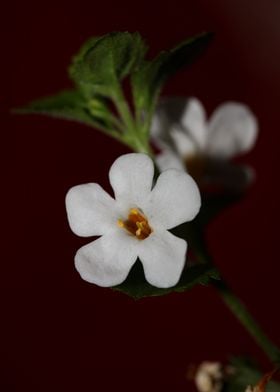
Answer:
[194,362,224,392]
[66,153,201,288]
[152,97,258,191]
[245,386,257,392]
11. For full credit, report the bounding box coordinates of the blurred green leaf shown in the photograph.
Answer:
[70,32,147,97]
[16,31,215,150]
[132,32,213,118]
[225,358,280,392]
[15,89,93,124]
[87,96,115,122]
[113,260,219,299]
[15,90,121,137]
[70,36,103,71]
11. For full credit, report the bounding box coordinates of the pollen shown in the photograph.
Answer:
[117,208,152,240]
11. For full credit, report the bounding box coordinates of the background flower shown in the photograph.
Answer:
[152,97,258,192]
[194,361,224,392]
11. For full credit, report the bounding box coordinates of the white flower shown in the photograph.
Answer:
[152,97,258,191]
[245,386,256,392]
[194,362,224,392]
[65,153,201,288]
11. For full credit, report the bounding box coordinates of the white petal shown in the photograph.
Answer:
[151,112,173,151]
[138,230,187,288]
[66,183,117,237]
[144,169,201,230]
[151,97,192,151]
[157,96,192,123]
[207,102,258,159]
[155,150,185,172]
[75,230,138,287]
[170,126,197,158]
[109,153,154,205]
[181,97,208,150]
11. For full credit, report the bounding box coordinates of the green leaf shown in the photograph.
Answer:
[70,32,147,97]
[70,36,103,70]
[68,35,104,98]
[87,97,111,120]
[15,89,94,124]
[15,90,121,138]
[112,259,219,299]
[132,32,213,117]
[225,358,280,392]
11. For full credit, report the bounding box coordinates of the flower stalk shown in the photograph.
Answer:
[182,220,280,365]
[188,231,280,365]
[213,279,280,365]
[112,86,136,134]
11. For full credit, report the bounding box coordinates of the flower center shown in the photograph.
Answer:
[117,208,152,240]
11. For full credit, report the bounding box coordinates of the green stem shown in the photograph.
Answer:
[113,86,136,133]
[213,279,280,364]
[89,121,124,143]
[190,224,280,364]
[133,136,154,156]
[112,86,155,157]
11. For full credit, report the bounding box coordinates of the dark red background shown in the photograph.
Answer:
[3,1,280,391]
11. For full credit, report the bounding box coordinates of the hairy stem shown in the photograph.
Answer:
[190,222,280,364]
[113,87,136,133]
[213,279,280,364]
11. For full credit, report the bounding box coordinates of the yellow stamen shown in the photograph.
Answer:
[117,208,152,240]
[117,219,125,228]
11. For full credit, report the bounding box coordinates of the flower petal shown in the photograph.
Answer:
[109,153,154,205]
[181,97,208,150]
[170,126,197,158]
[207,102,258,159]
[151,97,192,151]
[138,230,187,288]
[156,150,185,172]
[151,111,173,151]
[144,169,201,230]
[75,230,138,287]
[66,183,117,237]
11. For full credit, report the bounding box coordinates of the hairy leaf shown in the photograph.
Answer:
[132,32,213,116]
[70,32,147,97]
[113,260,219,299]
[15,90,119,135]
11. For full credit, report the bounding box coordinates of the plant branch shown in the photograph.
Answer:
[189,223,280,364]
[213,279,280,364]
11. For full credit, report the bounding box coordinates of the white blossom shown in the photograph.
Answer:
[152,97,258,191]
[245,386,256,392]
[195,362,224,392]
[66,153,201,288]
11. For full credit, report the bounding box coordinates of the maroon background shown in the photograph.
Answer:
[3,1,280,391]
